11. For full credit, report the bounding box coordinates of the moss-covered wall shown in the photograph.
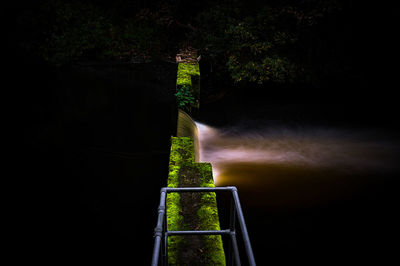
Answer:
[167,137,226,265]
[176,60,200,109]
[167,49,224,264]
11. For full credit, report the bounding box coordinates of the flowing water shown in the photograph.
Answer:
[195,120,400,264]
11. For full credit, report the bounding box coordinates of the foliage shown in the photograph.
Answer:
[190,6,236,82]
[38,0,111,65]
[192,4,297,84]
[19,0,346,86]
[225,9,298,84]
[191,1,342,85]
[175,85,195,111]
[176,62,200,111]
[33,0,178,66]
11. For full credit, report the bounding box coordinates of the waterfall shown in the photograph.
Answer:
[196,122,400,187]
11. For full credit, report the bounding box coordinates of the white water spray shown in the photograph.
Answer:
[196,122,400,185]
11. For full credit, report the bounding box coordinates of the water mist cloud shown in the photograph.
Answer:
[196,122,400,178]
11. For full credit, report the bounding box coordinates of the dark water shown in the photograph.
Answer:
[195,103,400,265]
[18,62,177,264]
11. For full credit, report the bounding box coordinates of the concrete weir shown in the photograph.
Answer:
[177,109,200,162]
[165,50,226,265]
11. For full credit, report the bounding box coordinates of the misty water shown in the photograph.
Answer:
[195,119,400,264]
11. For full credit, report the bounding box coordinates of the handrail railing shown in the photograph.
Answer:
[151,186,256,266]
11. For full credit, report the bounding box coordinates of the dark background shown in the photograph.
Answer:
[16,62,177,264]
[10,0,398,264]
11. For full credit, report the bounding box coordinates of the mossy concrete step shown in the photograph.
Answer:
[167,137,226,265]
[176,53,200,110]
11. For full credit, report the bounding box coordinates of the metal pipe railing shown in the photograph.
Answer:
[167,229,231,236]
[231,187,256,266]
[151,189,166,266]
[151,186,256,266]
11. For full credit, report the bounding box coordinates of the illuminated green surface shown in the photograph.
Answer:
[176,62,200,109]
[196,163,226,265]
[176,63,200,87]
[167,137,225,265]
[167,137,190,265]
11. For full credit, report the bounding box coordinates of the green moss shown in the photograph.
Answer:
[196,163,226,265]
[177,63,192,87]
[167,137,225,265]
[176,62,200,109]
[176,63,200,86]
[167,137,195,264]
[166,192,183,265]
[169,137,195,166]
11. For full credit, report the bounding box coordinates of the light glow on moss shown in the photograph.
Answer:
[176,62,200,109]
[167,137,225,265]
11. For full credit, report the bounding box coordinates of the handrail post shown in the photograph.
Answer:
[228,196,237,266]
[151,186,256,265]
[230,231,242,266]
[163,233,168,265]
[151,188,167,266]
[162,199,168,266]
[163,211,168,266]
[231,187,256,266]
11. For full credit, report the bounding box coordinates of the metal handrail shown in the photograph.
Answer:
[151,186,256,266]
